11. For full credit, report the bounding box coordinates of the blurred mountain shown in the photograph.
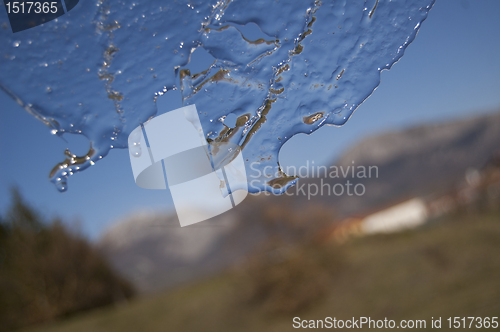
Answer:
[99,212,237,293]
[99,110,500,294]
[313,109,500,216]
[98,196,323,293]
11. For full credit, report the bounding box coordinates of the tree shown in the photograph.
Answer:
[0,189,134,332]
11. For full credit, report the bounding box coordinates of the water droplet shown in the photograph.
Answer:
[55,180,67,192]
[130,141,142,157]
[13,41,20,47]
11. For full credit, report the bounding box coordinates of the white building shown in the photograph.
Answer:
[361,198,428,234]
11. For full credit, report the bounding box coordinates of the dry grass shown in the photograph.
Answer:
[23,209,500,332]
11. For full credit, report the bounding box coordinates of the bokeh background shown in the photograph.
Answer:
[1,0,499,331]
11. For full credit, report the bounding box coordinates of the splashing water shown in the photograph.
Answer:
[0,0,435,193]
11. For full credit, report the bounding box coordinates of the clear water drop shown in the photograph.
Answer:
[130,141,142,157]
[55,180,67,192]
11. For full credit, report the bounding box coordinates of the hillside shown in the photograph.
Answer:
[26,208,500,332]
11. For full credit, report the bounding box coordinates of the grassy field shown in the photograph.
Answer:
[24,210,500,332]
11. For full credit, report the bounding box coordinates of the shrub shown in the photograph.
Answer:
[236,201,342,314]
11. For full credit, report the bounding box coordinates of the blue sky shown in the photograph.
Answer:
[1,0,499,239]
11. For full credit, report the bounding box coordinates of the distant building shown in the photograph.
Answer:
[326,149,500,243]
[326,198,428,243]
[361,198,428,234]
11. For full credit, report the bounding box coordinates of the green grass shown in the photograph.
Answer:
[24,210,500,332]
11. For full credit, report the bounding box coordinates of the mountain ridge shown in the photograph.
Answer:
[99,109,500,293]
